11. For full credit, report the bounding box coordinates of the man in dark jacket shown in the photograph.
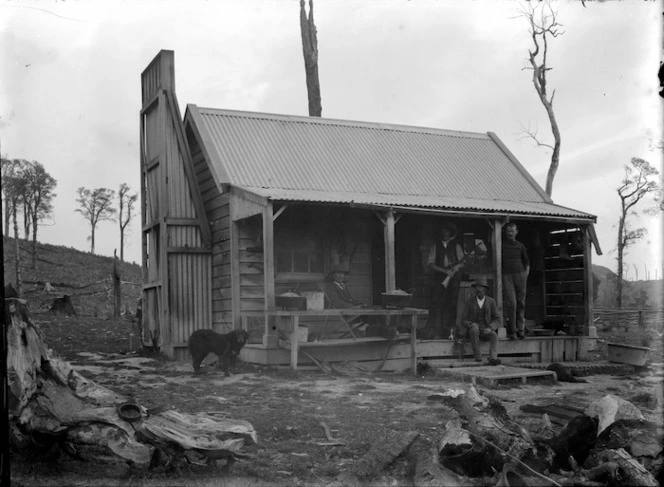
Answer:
[459,277,501,365]
[502,222,530,340]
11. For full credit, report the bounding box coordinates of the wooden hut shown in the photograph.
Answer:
[139,50,602,370]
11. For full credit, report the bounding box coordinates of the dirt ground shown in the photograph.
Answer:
[10,312,664,486]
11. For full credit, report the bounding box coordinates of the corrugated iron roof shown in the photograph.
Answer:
[240,187,594,219]
[186,106,595,220]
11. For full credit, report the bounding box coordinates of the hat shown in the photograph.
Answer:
[437,221,457,240]
[331,264,350,273]
[471,276,490,289]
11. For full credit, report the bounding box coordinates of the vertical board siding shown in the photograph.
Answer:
[167,225,202,248]
[169,253,212,343]
[166,115,197,219]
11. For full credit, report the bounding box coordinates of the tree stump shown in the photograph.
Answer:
[49,295,77,316]
[7,299,256,469]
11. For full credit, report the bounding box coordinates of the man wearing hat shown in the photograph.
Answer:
[426,221,465,339]
[325,264,366,309]
[458,276,501,365]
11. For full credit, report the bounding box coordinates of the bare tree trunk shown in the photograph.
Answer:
[300,0,322,117]
[120,230,125,262]
[4,197,10,236]
[31,214,38,270]
[23,202,30,241]
[12,206,22,298]
[113,250,122,318]
[542,99,561,196]
[90,224,96,254]
[616,214,624,308]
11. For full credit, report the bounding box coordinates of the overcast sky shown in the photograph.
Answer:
[1,0,662,280]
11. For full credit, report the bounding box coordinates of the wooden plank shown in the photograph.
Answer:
[552,339,565,362]
[263,203,275,310]
[492,220,503,319]
[583,225,593,336]
[383,209,396,291]
[166,246,211,254]
[291,316,299,369]
[411,314,417,376]
[231,188,265,221]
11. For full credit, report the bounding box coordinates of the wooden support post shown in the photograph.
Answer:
[291,315,300,370]
[411,313,417,376]
[492,220,503,321]
[263,203,276,344]
[583,225,593,336]
[384,209,396,291]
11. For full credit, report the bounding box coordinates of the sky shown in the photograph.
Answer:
[1,0,662,280]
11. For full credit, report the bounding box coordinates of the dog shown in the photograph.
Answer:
[547,362,588,383]
[188,329,249,376]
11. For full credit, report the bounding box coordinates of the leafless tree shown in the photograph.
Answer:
[23,161,57,269]
[76,187,116,254]
[521,2,563,197]
[118,183,138,262]
[616,157,660,308]
[2,159,29,296]
[300,0,322,117]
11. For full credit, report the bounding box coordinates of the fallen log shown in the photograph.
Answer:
[7,299,256,469]
[408,434,474,486]
[432,386,541,477]
[584,448,658,486]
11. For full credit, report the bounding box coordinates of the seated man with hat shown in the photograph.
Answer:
[458,276,501,365]
[323,264,396,338]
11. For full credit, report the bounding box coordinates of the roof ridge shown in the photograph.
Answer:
[197,106,490,139]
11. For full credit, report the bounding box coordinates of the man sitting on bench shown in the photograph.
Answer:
[458,276,501,366]
[323,265,396,338]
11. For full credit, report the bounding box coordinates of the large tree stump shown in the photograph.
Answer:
[6,299,256,469]
[49,294,77,316]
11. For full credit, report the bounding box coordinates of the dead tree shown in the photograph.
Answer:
[112,249,122,318]
[522,2,563,197]
[300,0,322,117]
[7,299,256,469]
[118,183,138,262]
[616,158,660,307]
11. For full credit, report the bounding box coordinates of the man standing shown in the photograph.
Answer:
[426,222,465,339]
[502,223,530,340]
[459,277,501,365]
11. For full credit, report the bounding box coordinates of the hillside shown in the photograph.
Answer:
[3,236,142,317]
[593,264,663,309]
[3,237,660,315]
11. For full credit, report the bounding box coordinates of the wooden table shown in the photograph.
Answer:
[243,308,428,374]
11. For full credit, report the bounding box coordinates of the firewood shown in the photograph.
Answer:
[584,448,658,486]
[433,386,537,476]
[7,300,256,469]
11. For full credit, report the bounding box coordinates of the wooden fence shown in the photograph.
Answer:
[594,308,664,329]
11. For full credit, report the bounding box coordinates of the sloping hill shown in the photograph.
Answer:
[593,263,663,309]
[3,236,142,317]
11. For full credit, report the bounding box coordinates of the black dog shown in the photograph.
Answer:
[188,329,249,376]
[547,362,588,383]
